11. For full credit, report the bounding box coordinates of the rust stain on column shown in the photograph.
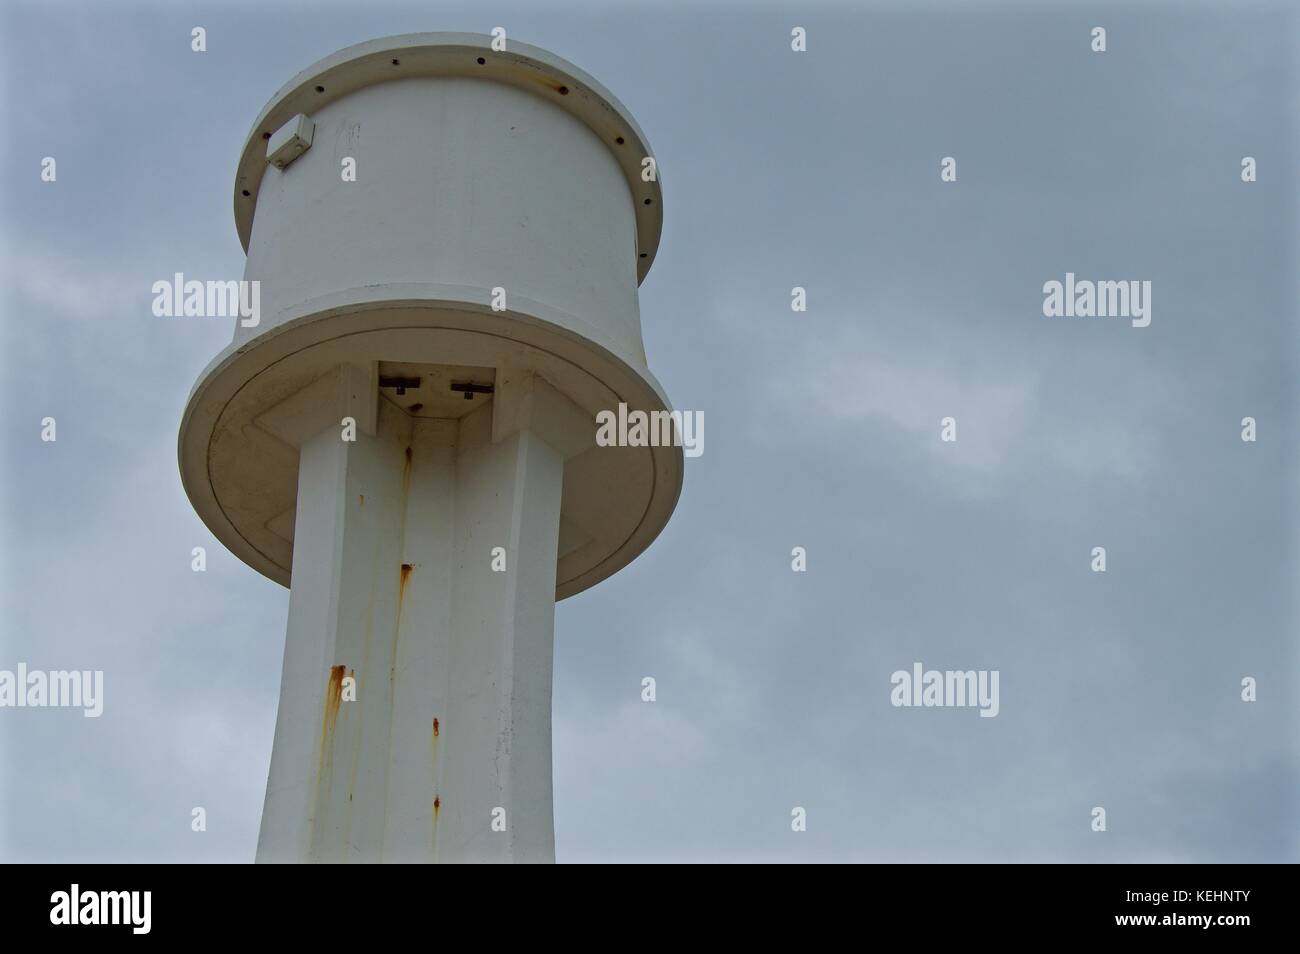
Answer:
[431,719,441,852]
[323,664,347,741]
[318,664,349,788]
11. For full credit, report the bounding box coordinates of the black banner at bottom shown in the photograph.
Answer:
[5,863,1284,939]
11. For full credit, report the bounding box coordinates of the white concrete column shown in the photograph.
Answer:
[254,367,586,863]
[437,404,564,863]
[254,390,408,864]
[379,416,457,862]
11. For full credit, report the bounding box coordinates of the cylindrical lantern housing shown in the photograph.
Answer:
[179,33,681,599]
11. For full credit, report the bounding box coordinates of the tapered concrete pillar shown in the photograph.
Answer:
[253,371,587,862]
[178,33,683,863]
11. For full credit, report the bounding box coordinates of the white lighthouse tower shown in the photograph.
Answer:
[178,33,681,863]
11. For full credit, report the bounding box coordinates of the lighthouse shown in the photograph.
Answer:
[177,33,681,863]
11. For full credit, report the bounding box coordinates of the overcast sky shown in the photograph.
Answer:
[1,0,1295,862]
